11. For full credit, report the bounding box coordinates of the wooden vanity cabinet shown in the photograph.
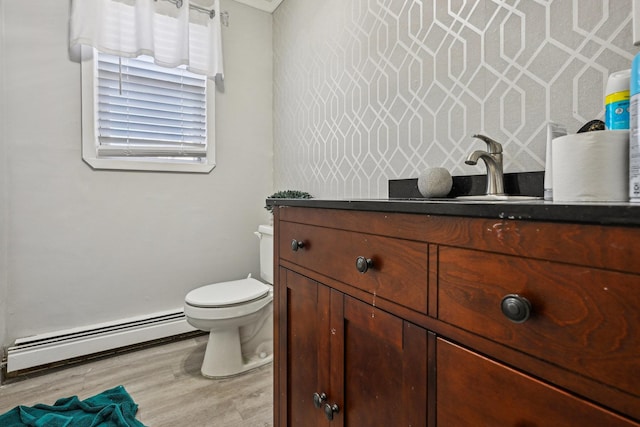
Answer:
[273,206,640,426]
[278,268,428,427]
[437,339,639,426]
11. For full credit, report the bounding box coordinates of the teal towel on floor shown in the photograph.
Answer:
[0,385,146,427]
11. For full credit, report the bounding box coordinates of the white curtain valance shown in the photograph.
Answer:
[70,0,224,80]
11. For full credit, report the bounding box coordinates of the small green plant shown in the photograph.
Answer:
[265,190,313,213]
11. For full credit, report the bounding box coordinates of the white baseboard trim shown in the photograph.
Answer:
[6,309,196,373]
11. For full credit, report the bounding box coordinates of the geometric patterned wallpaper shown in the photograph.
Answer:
[273,0,637,198]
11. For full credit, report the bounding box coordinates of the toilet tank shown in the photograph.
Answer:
[257,225,273,284]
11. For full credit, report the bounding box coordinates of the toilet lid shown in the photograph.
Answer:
[185,278,270,308]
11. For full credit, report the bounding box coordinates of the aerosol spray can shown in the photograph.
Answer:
[630,56,640,201]
[605,70,630,130]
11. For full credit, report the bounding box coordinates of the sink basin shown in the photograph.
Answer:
[455,194,542,202]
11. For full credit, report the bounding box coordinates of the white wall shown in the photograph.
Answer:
[273,0,638,198]
[0,0,273,349]
[0,0,8,358]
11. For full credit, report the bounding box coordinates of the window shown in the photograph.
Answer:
[81,47,216,173]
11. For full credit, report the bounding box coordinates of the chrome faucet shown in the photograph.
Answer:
[465,134,505,196]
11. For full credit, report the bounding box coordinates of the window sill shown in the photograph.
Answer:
[82,157,216,173]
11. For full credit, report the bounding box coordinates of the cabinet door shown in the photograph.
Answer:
[437,338,640,427]
[330,294,428,427]
[280,269,330,427]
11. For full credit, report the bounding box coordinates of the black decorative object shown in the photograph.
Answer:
[577,119,605,133]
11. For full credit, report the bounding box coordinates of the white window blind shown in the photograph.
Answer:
[95,51,208,163]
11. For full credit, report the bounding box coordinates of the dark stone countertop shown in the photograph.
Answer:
[268,197,640,227]
[268,172,640,227]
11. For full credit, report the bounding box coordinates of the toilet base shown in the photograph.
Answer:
[200,326,273,379]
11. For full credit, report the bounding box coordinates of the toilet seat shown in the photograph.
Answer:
[185,278,270,308]
[184,277,273,322]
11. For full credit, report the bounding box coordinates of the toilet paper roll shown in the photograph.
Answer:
[552,130,629,202]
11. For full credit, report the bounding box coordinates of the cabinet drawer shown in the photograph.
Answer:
[437,339,640,426]
[438,246,640,398]
[279,221,428,313]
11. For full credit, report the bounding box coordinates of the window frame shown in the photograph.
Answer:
[80,46,216,173]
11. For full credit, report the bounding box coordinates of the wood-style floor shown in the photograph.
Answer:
[0,334,273,426]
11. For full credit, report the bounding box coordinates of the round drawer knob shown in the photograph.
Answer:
[500,294,532,323]
[313,392,327,409]
[291,239,305,252]
[323,403,340,421]
[355,256,374,273]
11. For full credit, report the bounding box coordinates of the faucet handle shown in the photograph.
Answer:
[472,134,502,154]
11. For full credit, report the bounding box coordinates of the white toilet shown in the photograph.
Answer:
[184,225,274,378]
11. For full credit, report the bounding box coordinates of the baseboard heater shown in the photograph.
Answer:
[6,309,196,373]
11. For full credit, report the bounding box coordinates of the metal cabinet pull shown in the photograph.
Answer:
[323,403,340,420]
[355,256,373,273]
[500,294,532,323]
[312,392,326,409]
[291,239,306,252]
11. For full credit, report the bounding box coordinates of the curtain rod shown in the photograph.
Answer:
[155,0,216,19]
